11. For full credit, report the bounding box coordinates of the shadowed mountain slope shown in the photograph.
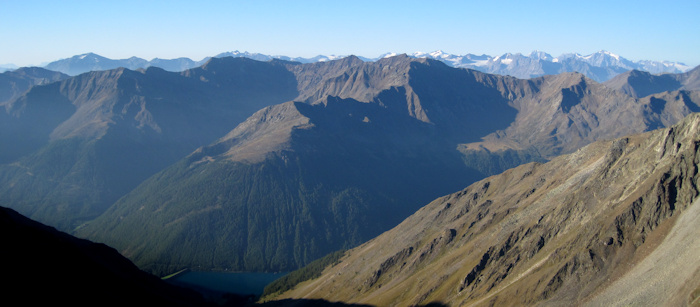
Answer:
[269,112,700,307]
[0,205,213,307]
[0,67,70,162]
[75,94,489,274]
[0,57,299,229]
[0,66,68,104]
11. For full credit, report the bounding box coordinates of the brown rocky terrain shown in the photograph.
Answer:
[267,112,700,306]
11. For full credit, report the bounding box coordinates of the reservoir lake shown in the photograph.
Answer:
[167,271,288,296]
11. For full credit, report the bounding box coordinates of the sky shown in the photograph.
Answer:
[2,0,699,67]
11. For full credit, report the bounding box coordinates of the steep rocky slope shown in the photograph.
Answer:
[269,113,700,306]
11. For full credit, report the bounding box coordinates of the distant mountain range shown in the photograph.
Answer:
[2,50,693,82]
[409,50,692,82]
[1,54,699,278]
[38,52,359,76]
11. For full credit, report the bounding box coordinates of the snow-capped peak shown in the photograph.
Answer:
[74,53,102,62]
[557,53,582,61]
[429,50,447,58]
[494,53,522,65]
[412,51,429,57]
[379,52,399,59]
[528,50,553,61]
[311,54,345,62]
[580,50,621,61]
[600,50,620,60]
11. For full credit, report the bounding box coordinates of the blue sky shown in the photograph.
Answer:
[2,0,699,67]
